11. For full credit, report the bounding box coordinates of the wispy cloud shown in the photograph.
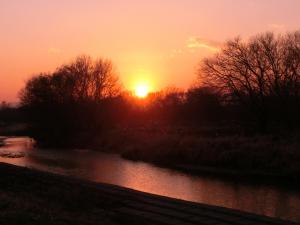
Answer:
[187,37,221,52]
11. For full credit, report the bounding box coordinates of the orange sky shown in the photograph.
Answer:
[0,0,300,102]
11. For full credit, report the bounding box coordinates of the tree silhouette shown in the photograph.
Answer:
[20,55,120,107]
[199,31,300,130]
[19,55,121,147]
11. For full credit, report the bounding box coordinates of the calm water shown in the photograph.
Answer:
[0,136,299,222]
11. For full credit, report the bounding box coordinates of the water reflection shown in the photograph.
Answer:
[0,137,299,222]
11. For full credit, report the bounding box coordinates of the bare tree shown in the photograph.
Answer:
[91,58,121,100]
[199,31,300,129]
[20,55,121,107]
[19,55,122,146]
[19,73,53,107]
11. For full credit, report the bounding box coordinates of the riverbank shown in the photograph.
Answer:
[0,131,300,189]
[0,162,297,225]
[91,127,300,187]
[25,124,300,187]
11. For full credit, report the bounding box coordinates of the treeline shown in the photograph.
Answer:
[18,31,300,147]
[0,102,23,124]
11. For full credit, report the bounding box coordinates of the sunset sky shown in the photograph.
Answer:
[0,0,299,102]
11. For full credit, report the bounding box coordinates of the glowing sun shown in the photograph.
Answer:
[135,84,149,98]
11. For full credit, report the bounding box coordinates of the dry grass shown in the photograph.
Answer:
[95,125,300,178]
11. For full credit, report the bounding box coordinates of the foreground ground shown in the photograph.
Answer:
[0,162,297,225]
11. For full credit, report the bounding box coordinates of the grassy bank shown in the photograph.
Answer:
[93,126,300,185]
[24,122,300,185]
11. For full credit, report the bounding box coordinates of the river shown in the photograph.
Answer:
[0,136,299,222]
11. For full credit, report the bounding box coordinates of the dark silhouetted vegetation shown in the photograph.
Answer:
[20,55,121,147]
[0,102,26,135]
[16,31,300,178]
[200,31,300,131]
